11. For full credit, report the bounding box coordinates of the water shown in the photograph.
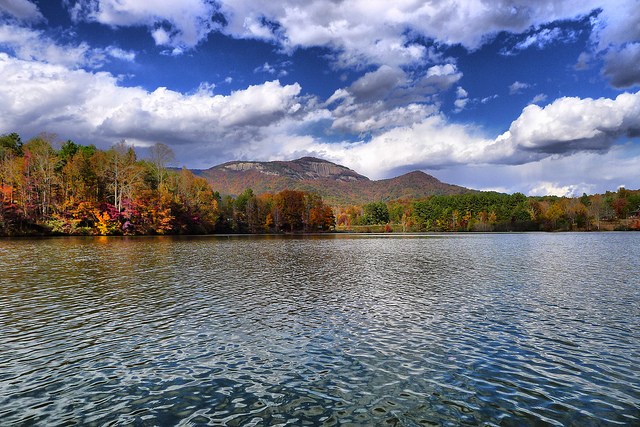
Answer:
[0,233,638,426]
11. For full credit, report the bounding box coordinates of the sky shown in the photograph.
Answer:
[1,0,639,196]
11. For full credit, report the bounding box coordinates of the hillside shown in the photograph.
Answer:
[199,157,472,205]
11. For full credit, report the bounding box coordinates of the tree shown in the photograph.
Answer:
[588,194,603,230]
[362,201,389,225]
[0,133,23,158]
[171,168,220,232]
[612,197,629,219]
[149,143,175,188]
[23,134,58,219]
[108,140,142,212]
[275,189,305,232]
[59,144,98,204]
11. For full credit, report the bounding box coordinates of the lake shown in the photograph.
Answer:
[0,233,638,426]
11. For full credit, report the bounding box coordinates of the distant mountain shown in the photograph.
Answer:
[199,157,472,205]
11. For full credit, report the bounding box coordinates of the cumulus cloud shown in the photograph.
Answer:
[252,113,495,179]
[493,91,640,163]
[0,0,43,22]
[602,43,640,88]
[0,53,303,163]
[4,43,638,181]
[67,0,218,51]
[325,64,461,134]
[56,0,638,83]
[453,86,469,113]
[290,91,640,179]
[589,0,640,88]
[590,0,640,50]
[61,0,603,66]
[0,25,91,67]
[54,0,638,86]
[105,46,136,62]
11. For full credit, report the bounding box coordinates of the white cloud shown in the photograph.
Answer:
[57,0,639,90]
[528,182,582,197]
[515,28,563,50]
[529,93,548,104]
[253,61,289,77]
[433,144,640,195]
[0,53,303,162]
[481,94,499,104]
[254,62,276,75]
[325,64,461,134]
[453,98,469,112]
[0,23,134,67]
[288,91,640,181]
[57,0,636,86]
[426,63,457,78]
[0,24,90,67]
[105,46,136,62]
[453,86,469,112]
[502,26,580,55]
[494,91,640,162]
[68,0,218,51]
[4,47,638,185]
[63,0,603,66]
[0,0,43,22]
[509,80,530,95]
[591,0,640,50]
[266,114,495,179]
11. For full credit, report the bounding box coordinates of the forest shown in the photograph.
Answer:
[336,189,640,232]
[0,133,335,236]
[1,132,639,236]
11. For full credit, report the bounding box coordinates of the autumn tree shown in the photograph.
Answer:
[108,140,143,212]
[171,168,220,232]
[304,192,335,231]
[275,189,305,232]
[23,134,58,219]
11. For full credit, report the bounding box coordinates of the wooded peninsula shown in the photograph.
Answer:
[1,133,639,236]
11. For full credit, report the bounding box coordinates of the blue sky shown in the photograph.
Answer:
[1,0,639,196]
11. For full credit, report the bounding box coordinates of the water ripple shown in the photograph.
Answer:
[1,233,639,425]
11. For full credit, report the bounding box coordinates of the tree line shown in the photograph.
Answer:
[0,133,334,236]
[2,132,638,236]
[336,189,640,232]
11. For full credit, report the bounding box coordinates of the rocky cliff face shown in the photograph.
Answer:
[214,157,369,182]
[201,157,472,204]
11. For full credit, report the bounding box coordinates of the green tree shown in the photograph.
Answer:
[0,133,23,158]
[362,201,389,225]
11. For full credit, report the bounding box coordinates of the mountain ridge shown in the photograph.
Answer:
[199,157,473,205]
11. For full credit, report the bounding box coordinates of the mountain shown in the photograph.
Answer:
[199,157,472,205]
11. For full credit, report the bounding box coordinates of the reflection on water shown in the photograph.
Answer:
[1,233,639,425]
